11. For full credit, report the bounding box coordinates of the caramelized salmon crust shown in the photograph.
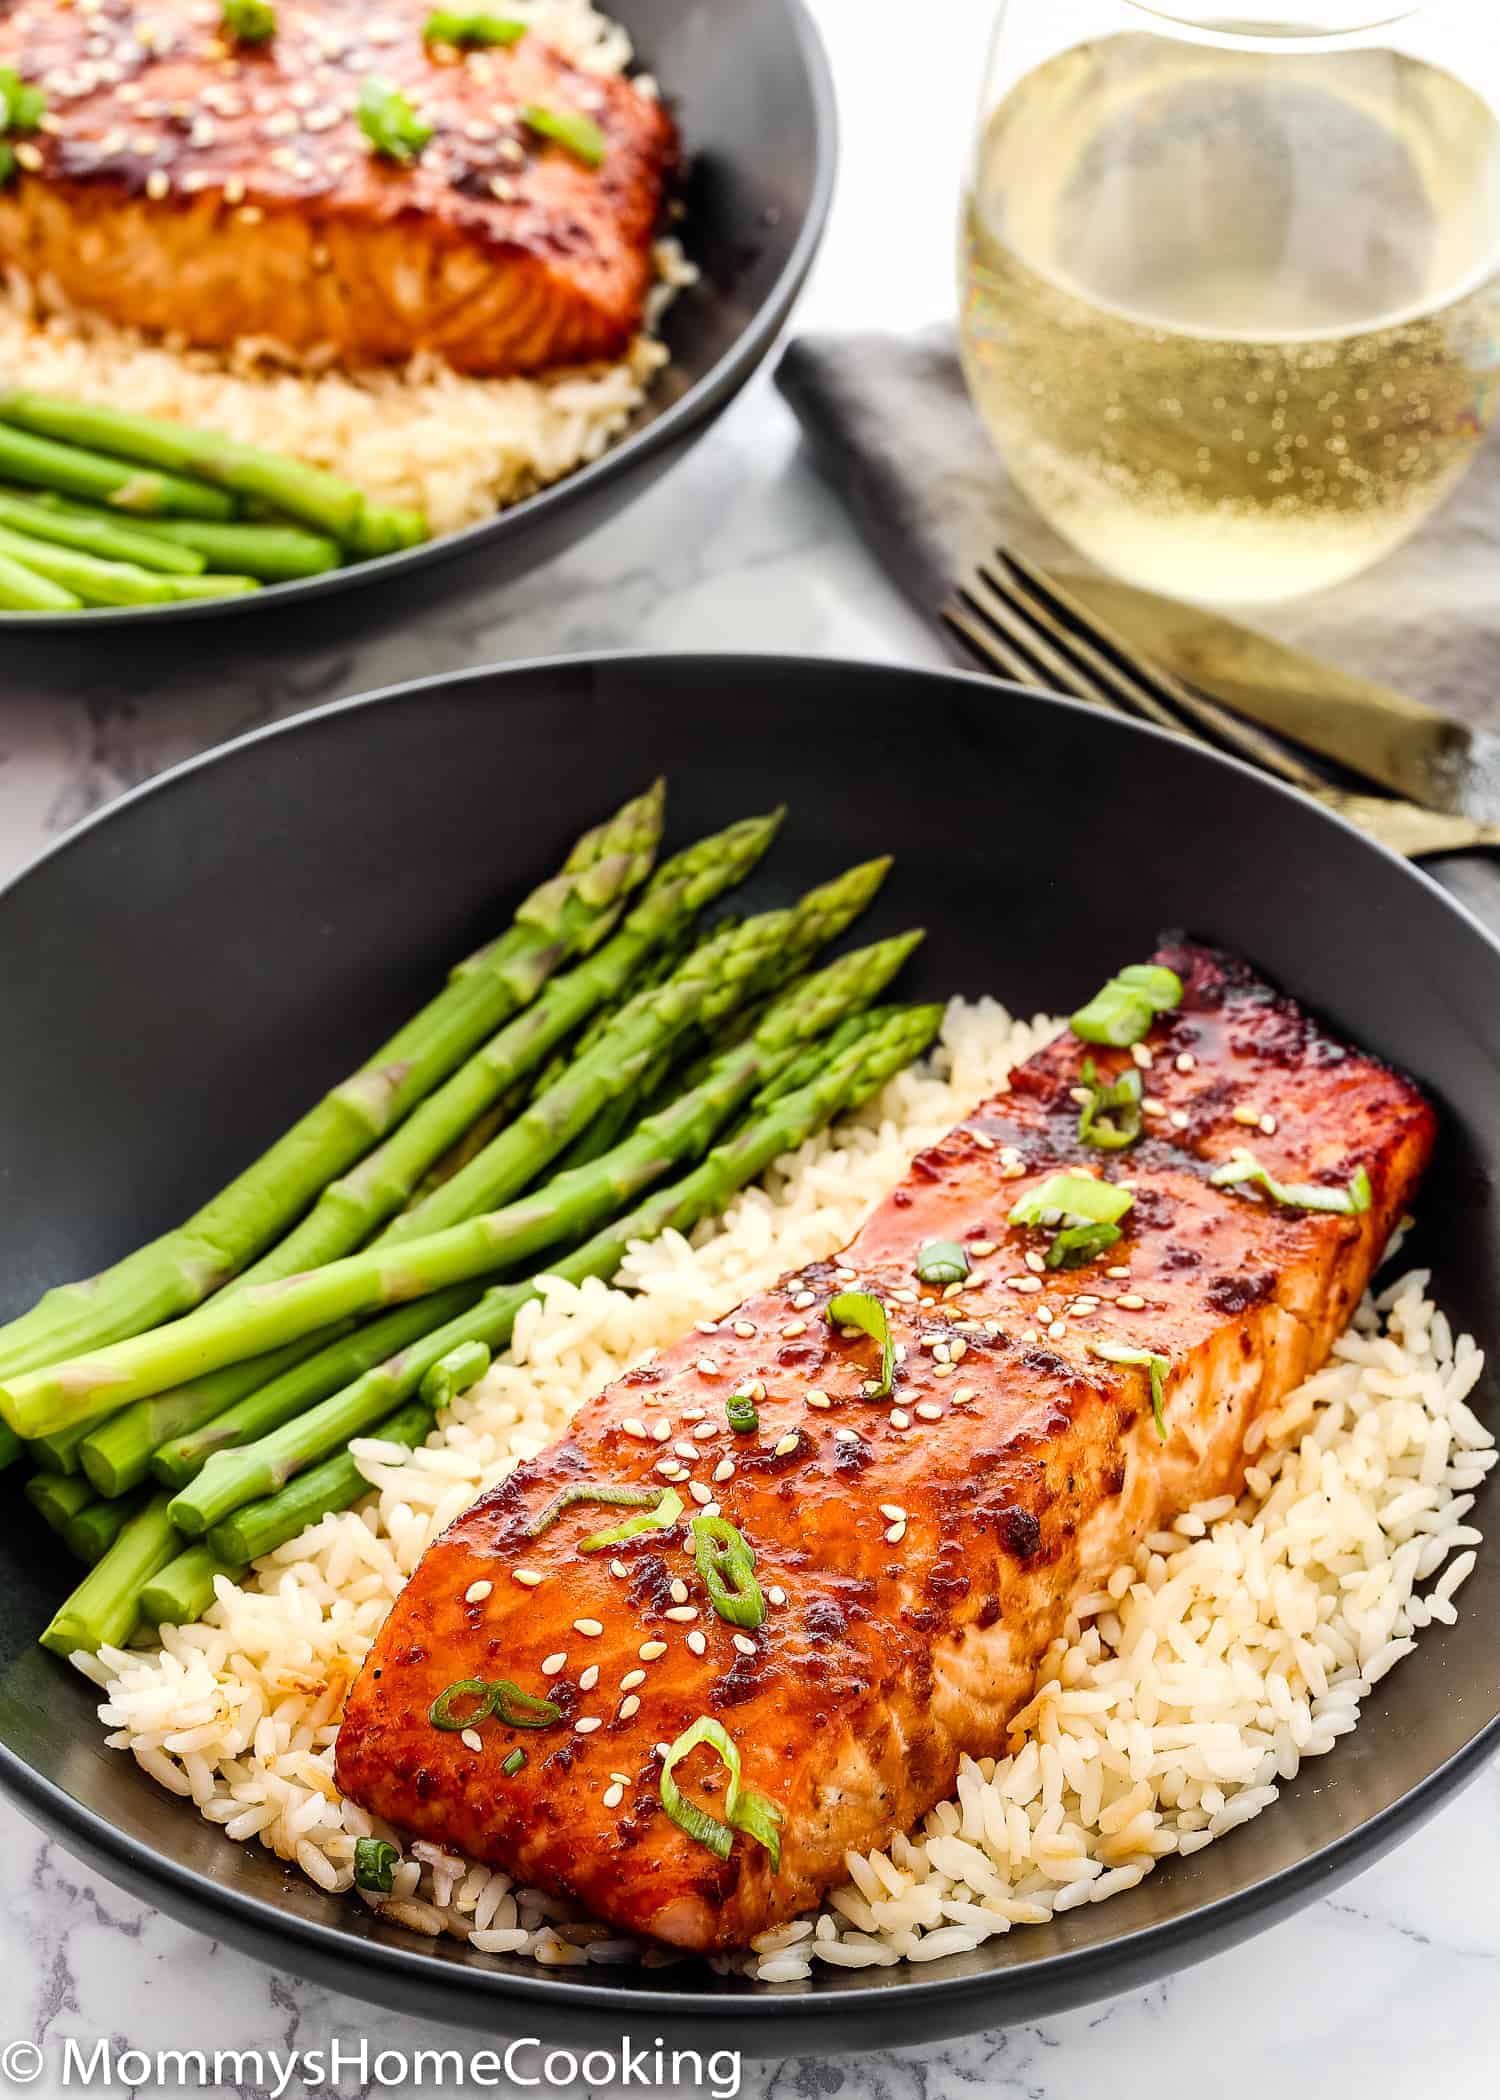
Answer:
[335,942,1436,1951]
[0,0,676,374]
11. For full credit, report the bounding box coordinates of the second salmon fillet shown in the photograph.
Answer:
[336,942,1434,1949]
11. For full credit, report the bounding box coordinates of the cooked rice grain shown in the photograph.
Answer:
[89,997,1492,1979]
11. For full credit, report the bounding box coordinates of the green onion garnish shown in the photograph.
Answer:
[1210,1151,1373,1217]
[1077,1057,1144,1151]
[491,1681,563,1729]
[579,1485,683,1552]
[428,1678,498,1731]
[725,1394,760,1435]
[1072,962,1183,1048]
[0,68,45,134]
[424,9,527,45]
[353,1836,399,1892]
[222,0,276,43]
[1046,1219,1123,1269]
[1009,1173,1134,1230]
[659,1716,782,1872]
[526,1480,665,1539]
[1092,1342,1170,1440]
[501,1748,527,1776]
[916,1238,970,1287]
[827,1290,894,1399]
[691,1515,765,1630]
[419,1337,491,1410]
[521,103,606,167]
[358,76,435,163]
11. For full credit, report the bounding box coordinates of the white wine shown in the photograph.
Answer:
[960,34,1500,601]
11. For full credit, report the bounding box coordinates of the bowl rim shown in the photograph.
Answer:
[2,648,1498,2041]
[0,0,838,634]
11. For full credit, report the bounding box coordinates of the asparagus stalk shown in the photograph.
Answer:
[140,1543,246,1628]
[384,857,891,1244]
[114,518,341,580]
[24,1471,94,1545]
[39,1492,177,1655]
[0,392,423,549]
[29,1408,117,1475]
[0,521,198,606]
[0,783,663,1380]
[206,1004,940,1569]
[218,812,781,1289]
[167,934,920,1535]
[0,487,207,571]
[143,570,260,599]
[149,1289,482,1491]
[0,419,236,518]
[67,1488,150,1565]
[0,548,79,610]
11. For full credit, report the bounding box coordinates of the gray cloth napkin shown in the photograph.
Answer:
[776,322,1500,931]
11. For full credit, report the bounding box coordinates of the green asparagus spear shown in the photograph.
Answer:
[0,547,79,610]
[24,1471,94,1545]
[116,518,340,579]
[167,934,919,1535]
[144,570,261,599]
[219,812,781,1288]
[140,1543,247,1627]
[29,1409,117,1474]
[149,1289,482,1492]
[0,784,663,1380]
[0,521,196,606]
[0,487,208,571]
[67,1488,150,1565]
[0,392,423,548]
[39,1492,178,1655]
[205,1003,942,1568]
[0,418,236,518]
[384,858,891,1243]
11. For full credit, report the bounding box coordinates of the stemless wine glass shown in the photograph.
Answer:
[959,3,1500,602]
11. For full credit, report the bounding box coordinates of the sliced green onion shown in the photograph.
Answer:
[358,76,434,162]
[1045,1219,1123,1269]
[1077,1057,1144,1151]
[490,1680,563,1729]
[579,1485,683,1552]
[222,0,276,43]
[660,1715,782,1872]
[1210,1151,1373,1217]
[690,1515,765,1630]
[916,1238,970,1287]
[428,1678,498,1731]
[1009,1173,1134,1229]
[1092,1342,1170,1440]
[521,102,606,167]
[725,1394,760,1436]
[827,1290,894,1399]
[526,1480,664,1539]
[1072,962,1183,1047]
[424,9,527,44]
[353,1836,399,1892]
[0,67,46,134]
[502,1748,527,1776]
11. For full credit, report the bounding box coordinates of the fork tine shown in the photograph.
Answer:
[977,559,1190,739]
[995,548,1328,791]
[957,574,1139,719]
[941,599,1056,693]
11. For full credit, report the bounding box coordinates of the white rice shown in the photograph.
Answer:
[85,998,1493,1980]
[0,0,696,537]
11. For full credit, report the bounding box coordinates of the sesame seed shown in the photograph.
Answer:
[915,1400,943,1421]
[1024,1251,1046,1274]
[1131,1042,1154,1069]
[1142,1097,1165,1116]
[766,1585,787,1606]
[732,1633,756,1657]
[638,1640,667,1661]
[687,1629,707,1655]
[655,1741,672,1759]
[890,1408,911,1429]
[694,1357,719,1377]
[951,1387,976,1406]
[773,1433,799,1457]
[879,1503,906,1521]
[664,1604,699,1623]
[934,1341,951,1364]
[237,205,264,223]
[618,1694,641,1720]
[805,1390,831,1410]
[971,1129,996,1151]
[652,1419,671,1441]
[1011,1276,1043,1294]
[681,1406,706,1422]
[654,1457,680,1477]
[1176,1052,1196,1071]
[969,1239,996,1257]
[694,1319,719,1335]
[1037,1304,1054,1326]
[834,1426,859,1443]
[513,1568,543,1587]
[1051,1321,1068,1341]
[620,1670,646,1691]
[733,1320,756,1338]
[835,1267,857,1283]
[603,1782,624,1809]
[461,1727,484,1753]
[1106,1264,1131,1279]
[223,175,245,203]
[691,1419,718,1438]
[951,1339,968,1362]
[748,1380,766,1402]
[689,1481,712,1505]
[1069,1086,1092,1106]
[579,1664,599,1692]
[610,1559,628,1579]
[669,1578,689,1604]
[573,1618,604,1638]
[1259,1113,1278,1135]
[1071,1297,1099,1313]
[13,140,44,172]
[712,1458,735,1483]
[575,1716,602,1735]
[943,1280,968,1300]
[1233,1105,1262,1126]
[1170,1110,1190,1130]
[673,1440,698,1461]
[1117,1293,1146,1310]
[464,1580,493,1604]
[932,1361,954,1379]
[622,1418,649,1440]
[781,1320,807,1339]
[541,1652,567,1676]
[884,1520,907,1544]
[792,1290,817,1310]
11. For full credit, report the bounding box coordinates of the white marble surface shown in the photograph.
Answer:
[0,3,1496,2092]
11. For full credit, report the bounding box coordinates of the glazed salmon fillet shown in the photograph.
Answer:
[335,943,1435,1949]
[0,0,675,373]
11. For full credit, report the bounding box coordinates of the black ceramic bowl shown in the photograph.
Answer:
[1,654,1497,2053]
[0,0,834,635]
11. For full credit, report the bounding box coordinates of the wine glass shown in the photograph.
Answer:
[959,2,1500,602]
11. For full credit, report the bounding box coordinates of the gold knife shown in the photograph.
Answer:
[1054,570,1500,828]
